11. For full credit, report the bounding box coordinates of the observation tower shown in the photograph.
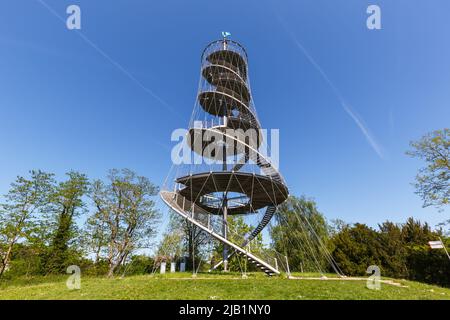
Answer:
[161,35,289,275]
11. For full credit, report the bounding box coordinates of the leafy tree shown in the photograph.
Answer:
[157,230,184,262]
[330,217,447,284]
[401,217,436,245]
[407,128,449,209]
[122,255,155,275]
[211,215,264,272]
[0,170,54,277]
[330,223,384,276]
[377,221,408,278]
[90,169,160,277]
[407,241,450,287]
[329,218,350,236]
[400,218,448,285]
[45,171,89,273]
[82,218,107,265]
[271,196,330,273]
[82,189,109,265]
[167,212,211,271]
[6,243,44,278]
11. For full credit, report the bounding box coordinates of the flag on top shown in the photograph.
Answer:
[222,31,231,38]
[428,240,444,249]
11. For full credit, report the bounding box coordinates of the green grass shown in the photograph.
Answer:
[0,272,449,300]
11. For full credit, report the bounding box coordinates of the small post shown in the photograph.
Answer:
[160,262,166,274]
[274,258,279,271]
[180,261,186,272]
[284,256,291,278]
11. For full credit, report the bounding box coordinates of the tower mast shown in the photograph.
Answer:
[221,33,229,272]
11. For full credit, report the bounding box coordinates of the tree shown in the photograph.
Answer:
[330,223,384,276]
[123,255,155,275]
[45,171,89,273]
[377,221,408,278]
[329,219,350,236]
[82,208,109,265]
[168,212,210,271]
[401,217,435,245]
[90,169,160,277]
[271,196,330,273]
[211,215,264,272]
[0,170,54,277]
[157,230,184,262]
[407,241,450,287]
[407,128,449,209]
[329,217,447,282]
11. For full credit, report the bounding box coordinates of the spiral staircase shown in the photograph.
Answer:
[161,37,289,276]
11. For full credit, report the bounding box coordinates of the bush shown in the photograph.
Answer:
[407,245,450,287]
[120,255,156,275]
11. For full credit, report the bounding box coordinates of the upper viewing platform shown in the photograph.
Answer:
[201,39,249,80]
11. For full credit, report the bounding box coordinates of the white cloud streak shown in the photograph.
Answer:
[276,15,385,159]
[36,0,179,119]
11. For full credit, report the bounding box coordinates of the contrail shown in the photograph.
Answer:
[276,14,385,159]
[342,103,385,159]
[36,0,180,119]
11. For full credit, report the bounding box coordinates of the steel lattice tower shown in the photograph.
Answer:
[161,37,289,275]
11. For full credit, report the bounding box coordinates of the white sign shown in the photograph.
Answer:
[428,240,444,249]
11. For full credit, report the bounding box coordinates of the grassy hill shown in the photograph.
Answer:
[1,272,449,300]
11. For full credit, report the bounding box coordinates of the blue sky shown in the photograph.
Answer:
[0,0,449,231]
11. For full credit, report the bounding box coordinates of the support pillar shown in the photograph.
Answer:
[222,202,228,272]
[285,256,291,278]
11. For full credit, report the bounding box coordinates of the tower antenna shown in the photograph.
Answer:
[221,31,231,50]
